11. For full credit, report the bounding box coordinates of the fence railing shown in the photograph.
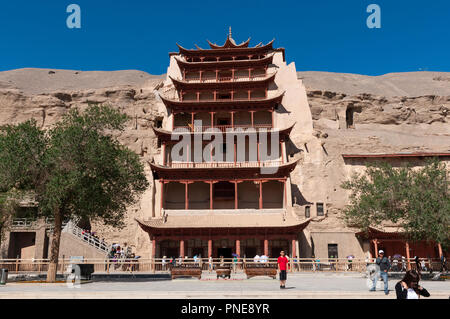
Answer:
[63,222,110,253]
[185,73,272,83]
[168,160,283,169]
[173,124,273,133]
[0,258,445,275]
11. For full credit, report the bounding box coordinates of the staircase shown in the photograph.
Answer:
[62,221,111,254]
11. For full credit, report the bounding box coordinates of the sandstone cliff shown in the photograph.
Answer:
[1,68,448,256]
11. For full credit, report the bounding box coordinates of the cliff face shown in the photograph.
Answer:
[1,68,449,256]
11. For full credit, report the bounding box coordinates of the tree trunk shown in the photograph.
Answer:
[46,210,62,283]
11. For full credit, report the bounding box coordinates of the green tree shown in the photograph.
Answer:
[0,105,149,282]
[341,159,450,250]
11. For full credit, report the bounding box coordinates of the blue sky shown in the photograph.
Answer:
[0,0,449,75]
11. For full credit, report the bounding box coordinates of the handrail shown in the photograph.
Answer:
[62,221,110,253]
[173,124,273,132]
[185,73,272,83]
[168,160,283,169]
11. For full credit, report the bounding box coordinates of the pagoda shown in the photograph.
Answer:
[137,29,310,259]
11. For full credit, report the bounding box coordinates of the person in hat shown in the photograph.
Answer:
[370,250,391,295]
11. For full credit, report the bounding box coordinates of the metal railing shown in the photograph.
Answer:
[168,160,283,169]
[1,257,445,275]
[62,222,110,254]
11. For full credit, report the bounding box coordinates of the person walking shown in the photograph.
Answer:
[370,250,391,295]
[277,250,289,289]
[441,255,447,272]
[414,256,421,272]
[208,255,213,273]
[395,270,430,299]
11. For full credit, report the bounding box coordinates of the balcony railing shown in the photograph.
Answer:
[184,73,272,83]
[168,160,282,169]
[173,124,273,133]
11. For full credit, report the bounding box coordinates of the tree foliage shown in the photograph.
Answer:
[341,159,450,249]
[0,104,149,280]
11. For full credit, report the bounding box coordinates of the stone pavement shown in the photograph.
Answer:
[0,272,449,299]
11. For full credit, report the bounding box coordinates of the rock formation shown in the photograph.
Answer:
[1,68,448,257]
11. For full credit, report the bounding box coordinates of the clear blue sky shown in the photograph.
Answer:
[1,0,449,75]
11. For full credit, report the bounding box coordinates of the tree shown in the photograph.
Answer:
[0,190,19,253]
[341,159,450,250]
[0,105,149,282]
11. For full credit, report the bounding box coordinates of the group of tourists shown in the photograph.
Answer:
[81,229,107,248]
[369,249,438,299]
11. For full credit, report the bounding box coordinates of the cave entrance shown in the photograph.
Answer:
[346,107,354,128]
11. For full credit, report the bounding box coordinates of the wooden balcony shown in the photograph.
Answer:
[167,160,282,169]
[173,124,272,132]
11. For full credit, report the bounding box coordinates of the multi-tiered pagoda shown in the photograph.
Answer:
[137,30,310,259]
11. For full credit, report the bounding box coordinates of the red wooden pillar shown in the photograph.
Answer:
[208,239,212,258]
[438,243,443,258]
[196,92,200,102]
[271,109,274,128]
[234,181,238,209]
[250,111,254,127]
[215,69,218,81]
[162,143,166,166]
[231,90,234,101]
[172,112,175,130]
[160,180,165,210]
[264,239,269,256]
[199,70,203,82]
[209,181,213,210]
[152,237,156,258]
[180,90,183,101]
[210,112,214,128]
[231,111,234,128]
[213,90,217,101]
[373,239,378,258]
[184,182,189,210]
[280,141,284,163]
[191,112,195,130]
[234,143,236,165]
[259,180,263,209]
[236,239,241,257]
[247,90,251,100]
[180,240,185,258]
[257,142,260,163]
[405,241,411,270]
[291,238,296,258]
[231,68,235,81]
[283,179,287,208]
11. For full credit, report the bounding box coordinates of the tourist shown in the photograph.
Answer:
[178,255,182,265]
[401,256,407,272]
[441,255,447,272]
[277,250,289,289]
[414,256,421,272]
[260,254,268,263]
[420,259,426,272]
[162,256,167,271]
[208,255,213,272]
[392,258,399,272]
[395,270,430,299]
[233,255,238,273]
[253,254,260,263]
[370,250,391,295]
[219,255,225,267]
[315,256,321,271]
[193,254,198,265]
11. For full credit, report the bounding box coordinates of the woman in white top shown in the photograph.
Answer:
[395,270,430,299]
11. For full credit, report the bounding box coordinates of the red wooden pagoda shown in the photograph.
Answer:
[137,30,308,259]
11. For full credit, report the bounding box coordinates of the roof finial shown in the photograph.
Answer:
[229,26,232,38]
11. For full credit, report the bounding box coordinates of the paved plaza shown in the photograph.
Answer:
[0,272,449,299]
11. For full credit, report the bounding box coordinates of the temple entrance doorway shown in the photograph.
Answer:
[217,248,232,258]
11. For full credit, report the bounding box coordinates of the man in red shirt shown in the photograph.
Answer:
[277,250,289,289]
